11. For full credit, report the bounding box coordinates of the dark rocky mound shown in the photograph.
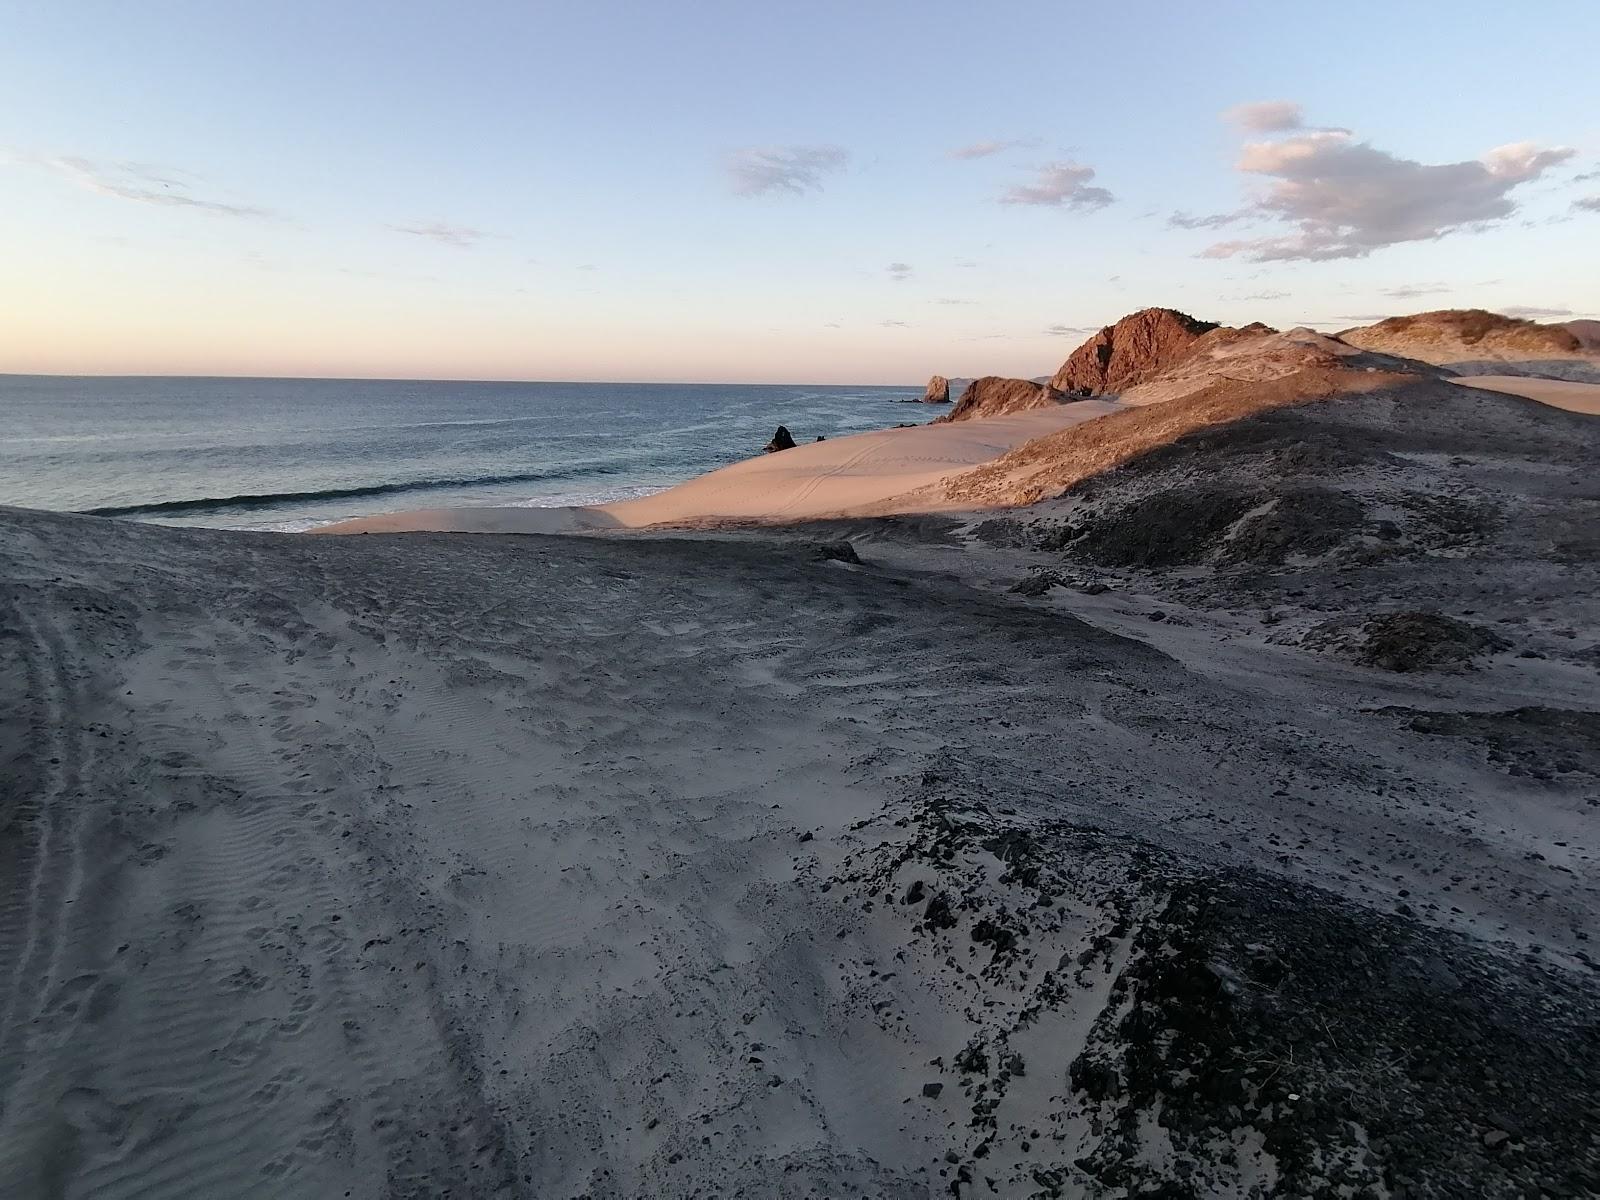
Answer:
[763,425,797,453]
[1308,611,1511,673]
[839,773,1600,1199]
[809,539,861,564]
[1052,485,1369,570]
[940,376,1066,423]
[1383,705,1600,784]
[1008,569,1067,597]
[1050,307,1222,395]
[922,375,950,404]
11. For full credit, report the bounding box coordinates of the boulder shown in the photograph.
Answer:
[940,377,1066,423]
[763,425,797,453]
[1050,307,1221,395]
[810,539,861,564]
[922,375,950,404]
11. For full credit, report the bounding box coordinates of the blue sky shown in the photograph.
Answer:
[3,0,1597,382]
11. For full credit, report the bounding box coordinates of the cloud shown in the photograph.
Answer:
[31,154,272,218]
[881,319,909,328]
[886,261,913,281]
[949,139,1021,160]
[1169,210,1248,230]
[1234,290,1288,301]
[1224,101,1304,133]
[933,298,977,306]
[1201,128,1575,261]
[1500,305,1573,319]
[1335,314,1393,323]
[1380,284,1450,299]
[392,221,493,248]
[1000,162,1113,210]
[1045,324,1091,337]
[1576,195,1600,213]
[726,145,848,196]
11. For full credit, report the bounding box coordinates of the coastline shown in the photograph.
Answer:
[314,400,1122,534]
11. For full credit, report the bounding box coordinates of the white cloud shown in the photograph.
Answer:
[1169,210,1247,230]
[886,261,913,281]
[1202,126,1574,261]
[392,221,493,248]
[1576,195,1600,213]
[1381,284,1451,299]
[1224,101,1304,133]
[29,154,271,218]
[1045,324,1091,337]
[1500,305,1573,319]
[949,140,1021,160]
[1000,162,1113,210]
[726,145,848,196]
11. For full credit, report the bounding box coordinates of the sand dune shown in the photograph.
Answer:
[1452,374,1600,415]
[3,498,1597,1196]
[318,402,1120,534]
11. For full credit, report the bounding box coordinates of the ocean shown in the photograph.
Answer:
[0,375,936,531]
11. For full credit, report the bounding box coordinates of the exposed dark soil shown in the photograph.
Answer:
[1380,705,1600,784]
[1305,611,1511,673]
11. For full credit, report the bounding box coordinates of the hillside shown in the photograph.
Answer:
[1339,309,1599,381]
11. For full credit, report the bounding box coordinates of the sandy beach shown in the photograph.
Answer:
[1452,373,1600,414]
[318,401,1121,534]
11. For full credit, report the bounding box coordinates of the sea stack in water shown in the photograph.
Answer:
[763,425,797,453]
[922,375,950,404]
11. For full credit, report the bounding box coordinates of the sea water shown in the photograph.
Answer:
[0,375,935,530]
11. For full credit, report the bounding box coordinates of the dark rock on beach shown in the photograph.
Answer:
[763,425,797,453]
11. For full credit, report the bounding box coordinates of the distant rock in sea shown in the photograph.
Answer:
[940,376,1066,423]
[922,375,950,404]
[763,425,797,453]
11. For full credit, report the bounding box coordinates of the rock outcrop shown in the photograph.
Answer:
[922,375,950,404]
[1050,308,1222,395]
[1566,319,1600,353]
[1338,310,1585,366]
[763,425,797,453]
[940,377,1066,423]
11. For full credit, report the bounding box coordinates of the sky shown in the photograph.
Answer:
[2,0,1598,383]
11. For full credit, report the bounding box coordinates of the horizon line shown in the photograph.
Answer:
[0,370,937,388]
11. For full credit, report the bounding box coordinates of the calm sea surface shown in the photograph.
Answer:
[0,376,935,531]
